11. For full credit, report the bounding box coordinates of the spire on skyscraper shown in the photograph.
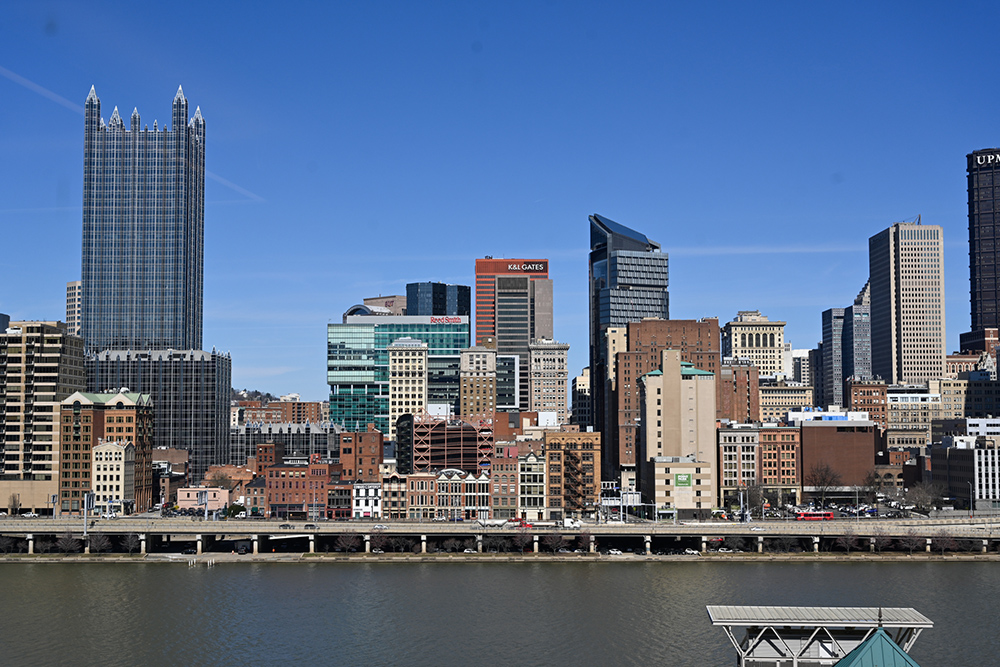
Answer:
[87,85,97,102]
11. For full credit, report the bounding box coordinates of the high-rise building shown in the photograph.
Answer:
[87,349,231,484]
[0,322,85,515]
[869,221,946,384]
[528,338,570,423]
[474,258,553,410]
[843,281,872,382]
[571,367,592,428]
[968,149,1000,333]
[821,308,846,408]
[717,359,761,423]
[460,346,497,418]
[588,214,670,480]
[721,311,787,377]
[387,337,428,441]
[65,281,82,336]
[81,86,204,352]
[0,314,9,332]
[406,282,471,316]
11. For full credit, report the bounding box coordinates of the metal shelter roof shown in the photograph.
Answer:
[707,606,933,628]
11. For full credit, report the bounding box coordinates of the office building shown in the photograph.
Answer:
[362,295,407,316]
[338,425,384,483]
[61,389,154,515]
[474,258,553,411]
[387,337,428,441]
[968,149,1000,333]
[759,380,814,423]
[82,86,204,352]
[496,355,520,411]
[717,359,761,423]
[528,338,570,423]
[406,413,494,474]
[869,221,946,384]
[588,214,670,477]
[0,322,85,515]
[791,349,812,385]
[90,440,135,516]
[843,281,872,381]
[845,378,888,431]
[610,318,720,486]
[229,422,336,472]
[87,349,231,484]
[66,281,82,336]
[571,367,592,428]
[543,431,601,519]
[460,345,497,418]
[820,308,845,408]
[721,311,787,377]
[638,351,717,516]
[0,314,8,332]
[327,314,470,433]
[406,282,470,316]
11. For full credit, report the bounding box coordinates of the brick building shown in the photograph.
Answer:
[543,431,600,520]
[845,378,888,431]
[338,425,384,482]
[717,359,760,423]
[800,420,882,497]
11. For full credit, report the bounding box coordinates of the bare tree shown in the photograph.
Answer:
[906,482,945,513]
[123,533,141,555]
[0,536,15,554]
[461,538,476,552]
[335,531,360,552]
[835,529,858,553]
[768,536,799,553]
[369,529,388,552]
[512,528,532,554]
[207,472,233,490]
[542,532,568,553]
[806,464,841,508]
[483,534,507,552]
[390,536,413,553]
[35,538,53,554]
[577,530,593,552]
[933,530,958,555]
[8,493,21,515]
[56,532,80,553]
[441,538,459,553]
[899,529,924,555]
[860,469,884,505]
[723,536,745,552]
[90,534,112,553]
[871,526,892,554]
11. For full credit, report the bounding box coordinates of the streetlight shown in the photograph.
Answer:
[969,481,975,520]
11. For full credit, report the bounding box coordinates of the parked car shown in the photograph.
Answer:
[608,548,623,555]
[278,523,293,529]
[181,547,197,555]
[372,548,385,554]
[683,548,700,555]
[21,512,39,518]
[101,512,117,519]
[463,548,476,553]
[237,545,248,555]
[373,524,388,530]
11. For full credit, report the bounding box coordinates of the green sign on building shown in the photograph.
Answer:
[675,473,692,487]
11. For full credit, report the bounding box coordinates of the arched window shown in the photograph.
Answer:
[741,333,746,347]
[755,333,761,347]
[770,333,775,347]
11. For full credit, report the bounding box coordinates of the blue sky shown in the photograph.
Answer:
[1,2,995,400]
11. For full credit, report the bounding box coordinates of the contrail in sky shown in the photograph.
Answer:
[0,65,264,202]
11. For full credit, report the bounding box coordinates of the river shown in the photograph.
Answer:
[2,561,997,666]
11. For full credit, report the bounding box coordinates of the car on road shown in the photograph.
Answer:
[101,512,117,519]
[557,548,571,553]
[237,545,248,555]
[750,526,765,531]
[303,524,318,530]
[608,548,623,555]
[372,548,385,554]
[278,523,293,529]
[683,548,700,555]
[373,524,388,530]
[181,548,197,555]
[21,512,39,518]
[463,548,476,553]
[717,547,733,553]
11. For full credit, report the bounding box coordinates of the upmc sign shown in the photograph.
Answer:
[506,262,548,273]
[975,153,1000,166]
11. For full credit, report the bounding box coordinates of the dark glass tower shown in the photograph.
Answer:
[588,214,669,481]
[406,282,471,316]
[969,149,1000,331]
[81,86,205,352]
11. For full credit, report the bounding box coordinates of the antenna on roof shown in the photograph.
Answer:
[878,607,883,627]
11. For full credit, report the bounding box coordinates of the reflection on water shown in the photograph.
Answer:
[3,562,997,666]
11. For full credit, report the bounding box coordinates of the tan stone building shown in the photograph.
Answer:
[886,388,941,445]
[638,350,718,516]
[91,440,135,516]
[65,281,82,336]
[869,222,946,384]
[758,381,814,422]
[528,338,570,423]
[717,427,759,508]
[387,337,427,441]
[0,321,85,516]
[721,311,787,376]
[460,345,497,418]
[543,431,600,519]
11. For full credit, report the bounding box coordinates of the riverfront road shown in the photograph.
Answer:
[2,517,999,555]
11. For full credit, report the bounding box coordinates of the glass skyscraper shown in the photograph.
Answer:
[406,282,471,316]
[588,213,669,480]
[81,86,205,352]
[327,315,471,434]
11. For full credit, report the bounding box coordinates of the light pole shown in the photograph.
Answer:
[969,480,975,520]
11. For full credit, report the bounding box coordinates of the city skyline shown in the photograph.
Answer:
[3,3,998,399]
